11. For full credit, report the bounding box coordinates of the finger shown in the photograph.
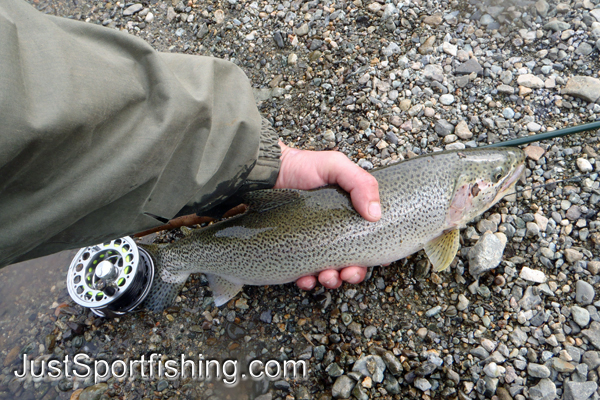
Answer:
[296,275,317,290]
[318,269,342,289]
[340,266,367,284]
[324,154,381,222]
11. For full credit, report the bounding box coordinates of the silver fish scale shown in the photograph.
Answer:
[153,152,458,285]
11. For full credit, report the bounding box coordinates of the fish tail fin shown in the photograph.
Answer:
[205,274,245,307]
[141,245,190,312]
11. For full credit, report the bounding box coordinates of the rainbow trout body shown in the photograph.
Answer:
[141,148,525,311]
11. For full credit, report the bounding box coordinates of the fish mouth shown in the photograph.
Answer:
[495,163,525,201]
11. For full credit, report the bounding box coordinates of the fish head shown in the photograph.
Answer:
[447,147,525,229]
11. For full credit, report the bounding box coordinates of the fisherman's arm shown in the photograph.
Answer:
[0,0,380,290]
[0,0,275,266]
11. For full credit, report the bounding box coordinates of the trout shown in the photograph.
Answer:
[141,147,525,311]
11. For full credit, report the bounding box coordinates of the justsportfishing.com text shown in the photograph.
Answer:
[14,353,308,385]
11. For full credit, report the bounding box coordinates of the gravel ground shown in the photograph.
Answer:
[1,0,600,399]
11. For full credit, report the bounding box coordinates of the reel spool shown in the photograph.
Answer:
[66,237,154,317]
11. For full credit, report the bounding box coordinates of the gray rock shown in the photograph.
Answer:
[562,76,600,103]
[196,23,209,39]
[519,287,542,310]
[79,384,108,400]
[564,381,598,400]
[471,346,490,359]
[156,380,169,392]
[503,107,515,119]
[572,306,591,327]
[294,23,309,36]
[529,378,557,400]
[509,328,528,347]
[422,64,444,82]
[576,280,595,305]
[566,205,581,220]
[357,159,373,170]
[435,120,455,136]
[535,0,549,17]
[543,20,571,31]
[414,377,431,391]
[468,231,506,278]
[123,4,143,16]
[575,42,594,56]
[382,42,401,57]
[332,375,355,398]
[166,7,177,23]
[381,351,403,375]
[455,58,483,75]
[583,321,600,350]
[528,363,551,378]
[517,74,544,89]
[352,355,386,382]
[326,363,344,377]
[352,385,369,400]
[552,358,575,373]
[583,351,600,369]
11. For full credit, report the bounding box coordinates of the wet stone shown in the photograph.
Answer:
[327,363,344,377]
[353,355,386,382]
[79,383,108,400]
[414,378,431,391]
[381,351,403,375]
[332,375,355,398]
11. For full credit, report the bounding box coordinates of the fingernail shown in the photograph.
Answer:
[324,277,338,287]
[347,273,361,284]
[369,202,381,219]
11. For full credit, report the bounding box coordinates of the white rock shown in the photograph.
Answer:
[572,305,591,327]
[288,53,298,65]
[439,94,455,105]
[442,42,458,56]
[527,122,542,132]
[520,267,546,283]
[577,158,593,172]
[517,74,545,88]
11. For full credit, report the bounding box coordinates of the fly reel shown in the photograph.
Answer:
[66,237,154,317]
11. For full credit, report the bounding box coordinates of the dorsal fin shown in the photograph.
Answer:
[242,189,303,213]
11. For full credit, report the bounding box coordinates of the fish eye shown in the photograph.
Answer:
[491,166,505,183]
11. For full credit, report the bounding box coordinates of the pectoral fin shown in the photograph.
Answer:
[424,229,460,272]
[205,274,245,307]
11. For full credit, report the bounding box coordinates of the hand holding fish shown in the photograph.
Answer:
[274,141,376,291]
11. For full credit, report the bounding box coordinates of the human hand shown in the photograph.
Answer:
[273,141,380,290]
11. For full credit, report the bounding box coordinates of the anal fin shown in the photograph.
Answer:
[142,266,190,312]
[205,274,245,307]
[424,229,460,272]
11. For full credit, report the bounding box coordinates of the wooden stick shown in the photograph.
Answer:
[133,204,248,238]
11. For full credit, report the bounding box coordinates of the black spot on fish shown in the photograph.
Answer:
[471,183,480,197]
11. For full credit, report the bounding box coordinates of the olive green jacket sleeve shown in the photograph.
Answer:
[0,0,281,267]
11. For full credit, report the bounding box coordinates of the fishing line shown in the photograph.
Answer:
[504,172,595,199]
